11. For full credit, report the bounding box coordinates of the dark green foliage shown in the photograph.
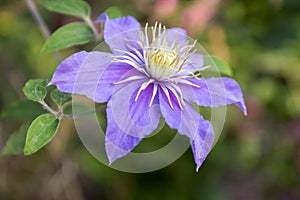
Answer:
[1,125,28,156]
[42,22,95,52]
[41,0,91,19]
[50,89,72,106]
[24,114,60,155]
[22,79,47,102]
[0,100,46,121]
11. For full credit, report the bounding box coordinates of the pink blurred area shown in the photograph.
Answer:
[154,0,178,17]
[181,0,220,35]
[150,0,221,35]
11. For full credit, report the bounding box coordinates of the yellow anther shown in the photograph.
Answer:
[149,49,179,69]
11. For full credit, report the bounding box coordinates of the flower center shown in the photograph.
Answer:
[111,22,206,110]
[149,49,179,69]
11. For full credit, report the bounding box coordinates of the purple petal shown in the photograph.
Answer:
[98,13,141,52]
[106,80,161,164]
[49,51,111,102]
[110,79,161,138]
[191,121,214,172]
[129,84,160,127]
[165,28,204,71]
[166,28,187,44]
[97,13,107,22]
[49,51,89,89]
[105,100,142,164]
[159,88,214,170]
[96,63,135,101]
[180,77,247,115]
[186,53,204,69]
[49,51,138,103]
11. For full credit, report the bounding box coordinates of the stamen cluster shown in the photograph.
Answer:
[113,22,206,110]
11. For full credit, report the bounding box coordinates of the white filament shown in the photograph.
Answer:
[112,22,205,110]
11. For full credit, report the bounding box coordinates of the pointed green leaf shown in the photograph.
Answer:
[204,56,233,77]
[41,0,91,19]
[24,114,60,155]
[105,6,124,19]
[1,100,46,121]
[22,79,47,102]
[42,22,94,52]
[1,125,28,156]
[50,89,72,106]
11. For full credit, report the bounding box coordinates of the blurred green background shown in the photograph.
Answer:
[1,0,300,199]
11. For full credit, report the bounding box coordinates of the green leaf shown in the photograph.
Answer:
[22,79,47,102]
[1,100,46,121]
[50,89,72,106]
[204,56,233,77]
[105,6,124,19]
[24,114,60,155]
[1,125,28,156]
[41,0,91,19]
[42,22,94,52]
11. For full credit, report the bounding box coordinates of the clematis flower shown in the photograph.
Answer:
[49,14,246,171]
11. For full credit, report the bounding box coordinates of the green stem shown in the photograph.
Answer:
[84,17,100,40]
[39,100,105,120]
[24,0,62,61]
[40,101,60,118]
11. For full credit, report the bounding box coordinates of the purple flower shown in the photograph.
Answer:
[49,14,246,171]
